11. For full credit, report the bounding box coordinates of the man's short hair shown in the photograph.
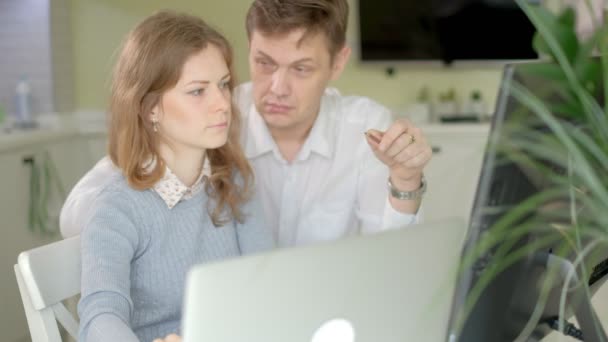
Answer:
[246,0,349,58]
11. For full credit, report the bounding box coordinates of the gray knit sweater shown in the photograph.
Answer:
[77,175,274,342]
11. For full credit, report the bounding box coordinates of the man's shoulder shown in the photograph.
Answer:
[79,177,149,243]
[66,157,138,211]
[60,157,134,238]
[75,157,122,196]
[83,169,136,207]
[84,174,159,230]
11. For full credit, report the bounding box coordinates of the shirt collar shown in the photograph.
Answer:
[297,96,333,161]
[153,157,211,209]
[244,102,277,160]
[244,88,336,162]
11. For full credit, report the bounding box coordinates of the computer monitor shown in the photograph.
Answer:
[446,60,608,342]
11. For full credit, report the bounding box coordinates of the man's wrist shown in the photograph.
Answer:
[387,173,426,202]
[389,173,422,192]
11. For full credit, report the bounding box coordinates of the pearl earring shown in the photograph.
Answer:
[152,118,159,132]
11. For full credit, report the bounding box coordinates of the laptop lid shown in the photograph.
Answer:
[182,218,466,342]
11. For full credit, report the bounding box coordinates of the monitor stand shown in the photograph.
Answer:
[526,253,607,342]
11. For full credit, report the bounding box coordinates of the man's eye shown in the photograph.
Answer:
[294,66,312,74]
[257,59,275,69]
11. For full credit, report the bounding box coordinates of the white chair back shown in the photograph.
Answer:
[14,236,80,342]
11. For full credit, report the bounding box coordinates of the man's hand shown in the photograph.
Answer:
[153,334,182,342]
[365,118,432,192]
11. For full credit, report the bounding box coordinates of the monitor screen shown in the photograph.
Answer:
[445,60,608,341]
[358,0,539,63]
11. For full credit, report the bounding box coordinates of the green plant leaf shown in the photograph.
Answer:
[521,63,567,82]
[576,28,601,61]
[529,6,579,62]
[573,29,602,91]
[455,4,608,340]
[575,59,601,90]
[519,0,608,143]
[557,6,576,28]
[549,101,585,119]
[510,80,608,206]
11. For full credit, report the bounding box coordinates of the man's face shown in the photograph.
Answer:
[248,29,346,135]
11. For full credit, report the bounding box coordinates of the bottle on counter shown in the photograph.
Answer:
[0,103,6,132]
[15,75,35,128]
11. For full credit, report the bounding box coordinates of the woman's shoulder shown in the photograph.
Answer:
[97,175,138,202]
[80,177,146,244]
[87,175,156,224]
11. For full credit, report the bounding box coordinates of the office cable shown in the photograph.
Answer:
[547,317,584,341]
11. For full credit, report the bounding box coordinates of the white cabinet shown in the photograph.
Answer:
[0,147,63,342]
[0,132,107,342]
[421,124,490,225]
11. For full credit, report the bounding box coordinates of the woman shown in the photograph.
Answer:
[77,11,274,342]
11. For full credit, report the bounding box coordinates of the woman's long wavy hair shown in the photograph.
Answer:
[108,10,253,226]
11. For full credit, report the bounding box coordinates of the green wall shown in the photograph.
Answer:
[70,0,505,114]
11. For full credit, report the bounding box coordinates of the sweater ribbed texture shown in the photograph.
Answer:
[78,175,274,342]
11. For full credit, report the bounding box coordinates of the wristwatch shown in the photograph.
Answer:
[388,175,427,200]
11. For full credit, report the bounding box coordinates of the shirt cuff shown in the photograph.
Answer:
[81,313,139,342]
[382,197,421,230]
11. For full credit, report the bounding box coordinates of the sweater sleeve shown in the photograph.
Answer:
[77,190,141,342]
[81,314,139,342]
[236,188,276,255]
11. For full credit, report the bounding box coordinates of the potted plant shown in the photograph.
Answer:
[448,1,608,341]
[464,89,488,121]
[406,86,433,124]
[436,87,458,120]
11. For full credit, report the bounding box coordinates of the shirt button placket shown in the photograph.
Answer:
[279,165,297,246]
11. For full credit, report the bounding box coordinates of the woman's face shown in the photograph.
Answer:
[153,45,232,154]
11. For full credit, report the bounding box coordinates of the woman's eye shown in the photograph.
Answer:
[189,89,204,96]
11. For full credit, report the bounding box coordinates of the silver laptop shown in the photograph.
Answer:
[182,218,466,342]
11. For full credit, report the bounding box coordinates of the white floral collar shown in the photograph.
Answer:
[152,158,211,209]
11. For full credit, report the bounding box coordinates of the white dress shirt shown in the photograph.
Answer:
[60,83,419,245]
[235,83,418,246]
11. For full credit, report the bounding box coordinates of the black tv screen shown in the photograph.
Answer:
[358,0,539,63]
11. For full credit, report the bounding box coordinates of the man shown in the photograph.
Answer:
[61,0,432,247]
